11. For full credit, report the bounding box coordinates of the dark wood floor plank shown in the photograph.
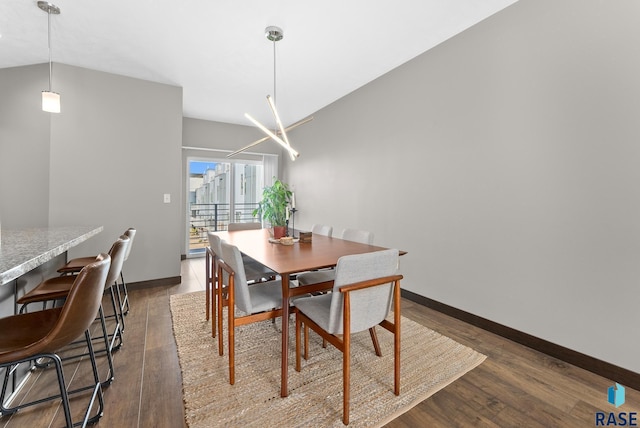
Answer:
[2,259,638,428]
[99,286,161,427]
[138,291,187,428]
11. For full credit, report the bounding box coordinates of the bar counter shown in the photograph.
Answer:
[0,225,103,398]
[0,226,103,285]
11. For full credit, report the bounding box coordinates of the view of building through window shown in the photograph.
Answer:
[188,159,264,254]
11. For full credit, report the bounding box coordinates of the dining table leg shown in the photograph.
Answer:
[281,273,290,397]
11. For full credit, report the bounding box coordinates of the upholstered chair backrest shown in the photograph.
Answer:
[327,249,399,334]
[220,242,252,314]
[340,228,374,245]
[311,224,333,237]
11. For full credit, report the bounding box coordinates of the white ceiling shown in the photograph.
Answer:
[0,0,518,127]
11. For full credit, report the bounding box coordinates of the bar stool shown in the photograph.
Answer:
[0,254,111,428]
[17,235,129,385]
[57,228,136,327]
[119,228,136,315]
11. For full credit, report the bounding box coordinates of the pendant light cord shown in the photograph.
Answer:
[273,40,277,107]
[47,10,52,91]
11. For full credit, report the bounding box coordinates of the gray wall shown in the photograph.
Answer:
[1,63,183,283]
[284,0,640,373]
[2,0,637,375]
[0,64,51,227]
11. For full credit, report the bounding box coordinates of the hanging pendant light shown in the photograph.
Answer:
[228,26,312,160]
[38,1,61,113]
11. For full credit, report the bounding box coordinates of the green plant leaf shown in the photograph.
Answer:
[252,178,292,227]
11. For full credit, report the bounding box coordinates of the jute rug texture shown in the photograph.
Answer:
[170,291,486,427]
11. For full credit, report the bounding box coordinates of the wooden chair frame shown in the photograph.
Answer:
[207,241,276,340]
[295,274,403,425]
[205,245,216,327]
[217,258,283,385]
[209,245,230,341]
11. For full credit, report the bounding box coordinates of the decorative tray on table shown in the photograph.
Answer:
[268,237,299,245]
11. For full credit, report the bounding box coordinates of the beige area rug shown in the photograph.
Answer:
[170,291,486,427]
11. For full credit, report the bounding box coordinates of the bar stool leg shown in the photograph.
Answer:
[51,354,74,427]
[119,271,130,315]
[81,330,105,425]
[112,280,126,332]
[96,305,116,386]
[107,284,124,351]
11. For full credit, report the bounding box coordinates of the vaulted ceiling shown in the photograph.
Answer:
[0,0,518,127]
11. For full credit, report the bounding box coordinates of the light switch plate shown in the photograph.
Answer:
[163,193,171,203]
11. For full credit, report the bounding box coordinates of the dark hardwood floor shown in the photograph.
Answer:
[2,257,637,427]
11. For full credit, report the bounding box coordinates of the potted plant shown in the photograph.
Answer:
[253,179,292,239]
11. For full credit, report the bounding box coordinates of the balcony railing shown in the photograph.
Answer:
[189,203,260,252]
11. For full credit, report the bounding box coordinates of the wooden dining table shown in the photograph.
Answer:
[213,228,399,397]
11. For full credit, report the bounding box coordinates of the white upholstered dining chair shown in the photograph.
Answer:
[293,249,402,425]
[206,232,224,335]
[340,228,374,245]
[311,224,333,237]
[217,242,283,385]
[206,232,276,337]
[296,228,374,287]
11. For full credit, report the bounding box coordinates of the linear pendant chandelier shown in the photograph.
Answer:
[228,26,312,160]
[38,1,61,113]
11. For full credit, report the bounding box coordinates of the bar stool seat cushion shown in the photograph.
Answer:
[0,308,63,362]
[17,276,74,306]
[58,256,96,274]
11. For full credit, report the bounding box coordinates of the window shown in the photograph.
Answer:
[187,156,274,255]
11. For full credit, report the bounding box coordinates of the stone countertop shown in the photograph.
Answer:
[0,226,103,285]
